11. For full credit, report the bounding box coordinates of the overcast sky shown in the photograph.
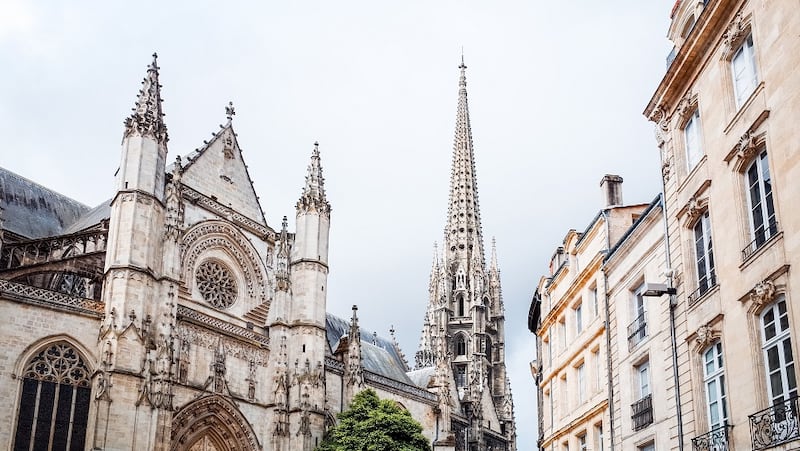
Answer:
[1,0,675,447]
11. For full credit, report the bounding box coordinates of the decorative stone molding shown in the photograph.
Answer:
[171,395,261,451]
[695,323,719,350]
[195,260,238,309]
[661,153,674,182]
[0,279,104,316]
[726,130,767,172]
[181,220,270,302]
[721,12,749,59]
[176,319,269,363]
[178,305,269,348]
[181,185,272,240]
[649,105,670,146]
[674,91,699,124]
[677,180,711,228]
[750,279,776,309]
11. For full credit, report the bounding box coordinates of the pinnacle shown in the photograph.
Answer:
[124,53,168,143]
[296,142,331,214]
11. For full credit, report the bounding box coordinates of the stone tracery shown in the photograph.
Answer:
[196,260,238,309]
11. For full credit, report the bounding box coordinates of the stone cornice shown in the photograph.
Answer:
[177,304,269,347]
[182,185,274,241]
[644,0,741,119]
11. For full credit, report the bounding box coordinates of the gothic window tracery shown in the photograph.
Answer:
[195,260,238,309]
[13,342,91,450]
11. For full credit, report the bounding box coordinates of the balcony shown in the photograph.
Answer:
[627,312,648,350]
[692,424,731,451]
[688,272,717,306]
[742,220,780,261]
[632,394,653,431]
[749,396,800,450]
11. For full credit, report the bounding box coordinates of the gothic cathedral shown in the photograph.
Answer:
[0,55,515,451]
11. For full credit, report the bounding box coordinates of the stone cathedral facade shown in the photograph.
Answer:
[0,55,515,451]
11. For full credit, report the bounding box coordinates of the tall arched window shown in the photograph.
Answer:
[13,342,91,451]
[455,335,467,356]
[457,295,465,317]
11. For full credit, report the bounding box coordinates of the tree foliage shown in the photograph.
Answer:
[317,389,430,451]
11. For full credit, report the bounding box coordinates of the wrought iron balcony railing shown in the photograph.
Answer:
[627,312,648,350]
[688,272,717,306]
[749,396,800,450]
[692,423,731,451]
[742,220,779,261]
[632,394,653,431]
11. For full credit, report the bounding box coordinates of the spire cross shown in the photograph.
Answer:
[150,52,159,71]
[225,101,236,123]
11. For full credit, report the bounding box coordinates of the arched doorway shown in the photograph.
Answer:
[171,395,260,451]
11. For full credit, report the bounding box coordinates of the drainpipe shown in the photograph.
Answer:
[600,209,616,451]
[658,168,685,450]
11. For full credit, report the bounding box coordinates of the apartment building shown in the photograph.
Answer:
[530,176,652,451]
[644,0,800,449]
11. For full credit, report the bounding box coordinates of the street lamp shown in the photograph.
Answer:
[641,282,676,297]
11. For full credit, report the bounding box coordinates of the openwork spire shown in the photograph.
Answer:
[296,142,331,215]
[445,58,484,266]
[124,53,168,143]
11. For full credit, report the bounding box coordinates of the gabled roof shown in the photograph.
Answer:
[177,122,267,227]
[63,199,112,234]
[325,313,414,385]
[0,167,89,239]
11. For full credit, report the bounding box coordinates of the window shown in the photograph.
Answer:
[456,295,465,316]
[563,442,570,451]
[591,286,599,318]
[562,374,569,414]
[637,361,651,398]
[13,342,91,451]
[455,334,467,356]
[761,299,797,407]
[703,342,728,429]
[628,284,648,348]
[732,34,758,107]
[639,443,655,451]
[595,423,604,451]
[559,318,567,352]
[575,303,584,334]
[745,150,777,254]
[593,349,602,392]
[578,363,586,403]
[578,434,587,451]
[693,212,716,298]
[684,109,703,170]
[455,365,467,387]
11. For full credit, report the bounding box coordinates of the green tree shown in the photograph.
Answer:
[317,389,430,451]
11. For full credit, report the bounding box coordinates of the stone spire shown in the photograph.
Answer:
[124,53,168,143]
[296,142,331,215]
[490,237,499,273]
[445,57,484,266]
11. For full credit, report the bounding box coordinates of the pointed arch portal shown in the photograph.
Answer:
[171,395,260,451]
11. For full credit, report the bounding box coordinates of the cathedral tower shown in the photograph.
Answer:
[417,59,516,451]
[96,53,177,450]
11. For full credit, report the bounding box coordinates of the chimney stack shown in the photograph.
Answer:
[600,174,624,207]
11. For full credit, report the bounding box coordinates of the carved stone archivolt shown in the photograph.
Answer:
[171,395,261,451]
[181,220,270,302]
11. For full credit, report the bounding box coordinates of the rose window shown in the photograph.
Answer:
[195,261,238,309]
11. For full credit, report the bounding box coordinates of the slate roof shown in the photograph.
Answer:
[63,199,112,234]
[0,167,89,239]
[325,313,414,385]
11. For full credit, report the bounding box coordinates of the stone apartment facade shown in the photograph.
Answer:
[530,177,660,451]
[0,55,515,451]
[643,0,800,450]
